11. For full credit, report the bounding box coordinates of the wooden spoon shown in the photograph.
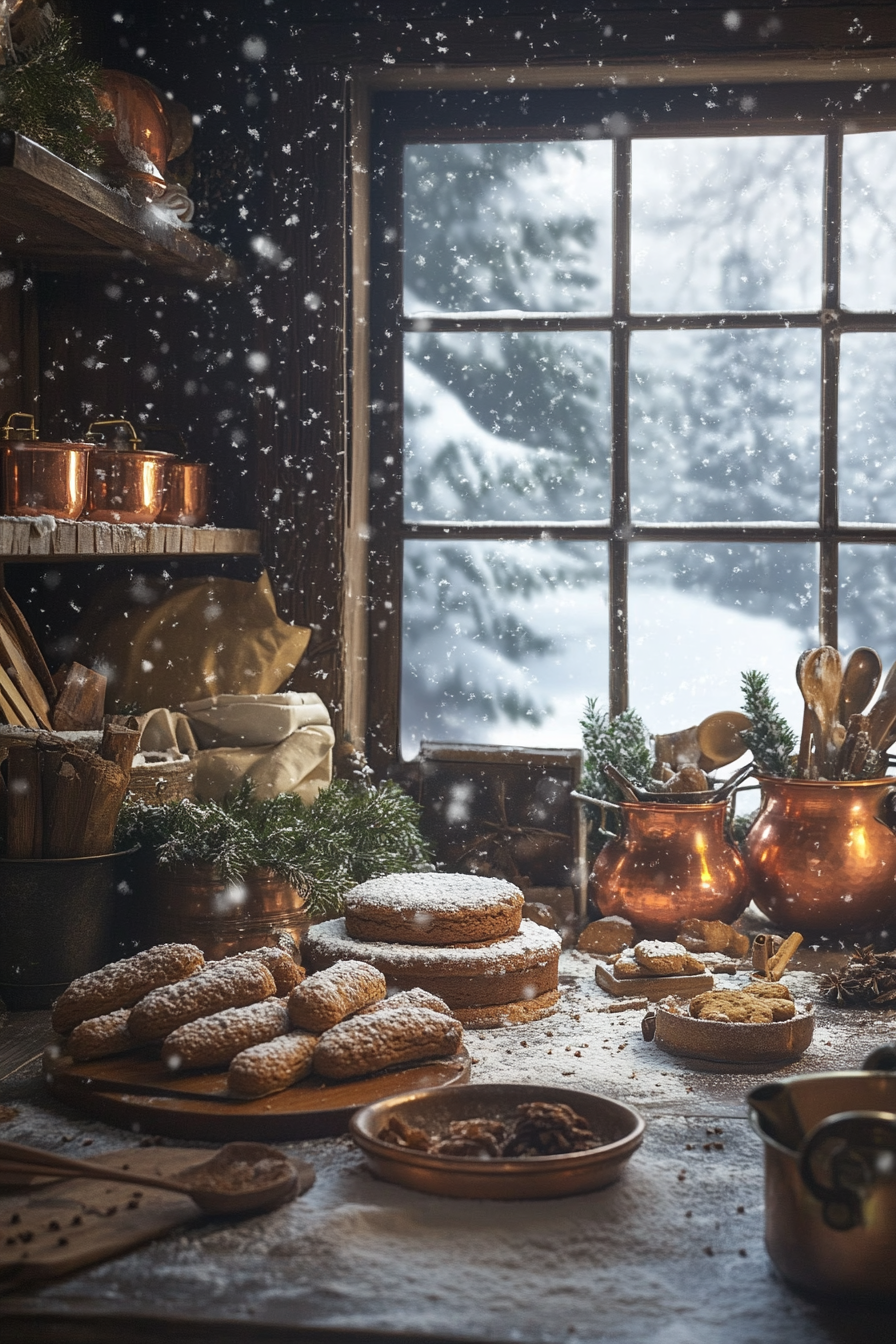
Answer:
[0,1140,309,1216]
[867,657,896,751]
[838,647,882,724]
[796,646,843,773]
[696,711,752,768]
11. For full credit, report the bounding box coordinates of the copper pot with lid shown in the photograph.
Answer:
[84,419,174,524]
[1,413,93,520]
[144,425,210,527]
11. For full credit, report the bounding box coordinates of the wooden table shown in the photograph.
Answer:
[1,948,895,1344]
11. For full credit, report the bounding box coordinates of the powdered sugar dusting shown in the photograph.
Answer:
[304,918,560,976]
[346,872,524,914]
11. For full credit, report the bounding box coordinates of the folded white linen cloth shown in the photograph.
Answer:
[180,691,331,749]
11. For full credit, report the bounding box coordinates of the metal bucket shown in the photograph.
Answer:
[150,862,308,961]
[748,1049,896,1299]
[0,848,138,1010]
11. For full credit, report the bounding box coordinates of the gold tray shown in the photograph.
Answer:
[350,1083,645,1200]
[649,1000,815,1072]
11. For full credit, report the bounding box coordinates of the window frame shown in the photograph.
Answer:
[365,79,896,771]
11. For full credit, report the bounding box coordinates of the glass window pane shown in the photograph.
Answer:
[631,136,823,313]
[401,540,608,757]
[629,543,817,732]
[840,546,896,667]
[404,332,611,522]
[839,334,896,524]
[629,330,820,523]
[842,131,896,311]
[403,142,613,314]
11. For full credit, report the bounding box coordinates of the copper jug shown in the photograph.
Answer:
[742,775,896,935]
[84,419,173,524]
[1,413,92,520]
[590,799,749,938]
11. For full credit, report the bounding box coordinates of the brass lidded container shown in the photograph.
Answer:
[1,412,92,520]
[84,419,174,524]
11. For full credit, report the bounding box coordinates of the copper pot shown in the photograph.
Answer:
[590,798,749,938]
[84,419,173,524]
[742,775,896,935]
[150,861,308,961]
[157,461,209,526]
[748,1052,896,1298]
[93,70,171,199]
[1,412,92,520]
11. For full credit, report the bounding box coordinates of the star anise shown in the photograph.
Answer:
[851,944,880,967]
[819,969,865,1004]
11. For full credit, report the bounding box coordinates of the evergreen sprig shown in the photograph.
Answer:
[740,669,797,778]
[0,16,112,169]
[580,699,653,805]
[115,779,433,920]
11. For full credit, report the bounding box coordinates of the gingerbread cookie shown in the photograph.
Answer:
[128,959,277,1043]
[688,988,793,1023]
[633,940,705,976]
[287,959,386,1033]
[162,997,290,1071]
[224,947,305,995]
[313,1002,462,1080]
[360,987,454,1019]
[344,872,524,946]
[228,1031,319,1098]
[67,1008,134,1062]
[51,943,204,1034]
[676,919,750,958]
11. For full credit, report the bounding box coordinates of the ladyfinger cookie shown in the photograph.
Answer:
[313,1003,463,1080]
[51,943,205,1034]
[228,1031,319,1098]
[360,987,455,1018]
[128,960,277,1043]
[162,998,290,1072]
[287,959,386,1033]
[223,946,305,995]
[67,1008,135,1062]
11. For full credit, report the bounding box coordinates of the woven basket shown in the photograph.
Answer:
[127,756,197,805]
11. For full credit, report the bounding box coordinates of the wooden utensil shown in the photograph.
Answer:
[0,1139,304,1217]
[867,657,896,751]
[796,646,843,773]
[839,647,882,724]
[696,711,752,768]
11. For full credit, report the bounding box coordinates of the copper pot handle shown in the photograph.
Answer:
[85,418,140,449]
[2,412,37,442]
[876,785,896,834]
[863,1043,896,1071]
[799,1109,896,1231]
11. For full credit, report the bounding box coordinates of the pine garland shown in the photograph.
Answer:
[0,16,112,170]
[581,699,653,804]
[740,669,797,778]
[115,779,433,920]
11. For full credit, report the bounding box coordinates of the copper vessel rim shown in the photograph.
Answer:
[618,797,730,813]
[754,773,896,790]
[352,1085,645,1172]
[748,1068,896,1155]
[3,442,93,453]
[0,845,139,866]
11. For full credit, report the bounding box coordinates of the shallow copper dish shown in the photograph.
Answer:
[350,1083,645,1200]
[650,997,815,1072]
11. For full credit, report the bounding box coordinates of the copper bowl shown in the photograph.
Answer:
[157,461,209,526]
[150,861,308,960]
[1,412,91,520]
[648,997,816,1071]
[350,1083,645,1199]
[83,419,173,525]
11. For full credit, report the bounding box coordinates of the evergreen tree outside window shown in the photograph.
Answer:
[366,84,896,768]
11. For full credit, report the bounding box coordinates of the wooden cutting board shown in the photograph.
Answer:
[44,1046,472,1142]
[0,1147,204,1291]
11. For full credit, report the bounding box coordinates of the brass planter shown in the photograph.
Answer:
[742,775,896,934]
[749,1056,896,1299]
[590,798,749,938]
[151,862,308,960]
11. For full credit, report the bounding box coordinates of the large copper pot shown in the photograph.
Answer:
[93,70,171,199]
[748,1050,896,1298]
[742,775,896,935]
[84,419,173,524]
[1,412,92,520]
[151,861,308,961]
[590,798,749,938]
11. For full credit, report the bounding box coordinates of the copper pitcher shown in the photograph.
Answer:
[1,413,92,520]
[742,776,896,935]
[590,799,749,938]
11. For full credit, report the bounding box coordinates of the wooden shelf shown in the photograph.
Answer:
[0,133,238,283]
[0,517,259,560]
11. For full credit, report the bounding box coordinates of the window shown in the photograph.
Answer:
[366,83,896,768]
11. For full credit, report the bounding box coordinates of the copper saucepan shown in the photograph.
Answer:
[144,425,210,527]
[84,419,174,525]
[1,412,92,520]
